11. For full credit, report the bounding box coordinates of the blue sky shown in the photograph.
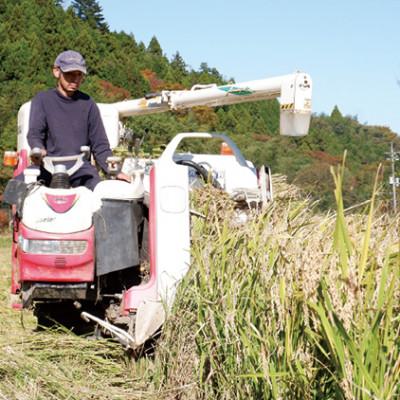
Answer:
[89,0,400,134]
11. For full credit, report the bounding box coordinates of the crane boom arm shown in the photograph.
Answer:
[106,71,312,137]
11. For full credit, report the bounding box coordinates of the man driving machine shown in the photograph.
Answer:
[27,49,127,189]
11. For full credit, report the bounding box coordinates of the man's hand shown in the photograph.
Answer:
[116,172,131,182]
[30,148,47,166]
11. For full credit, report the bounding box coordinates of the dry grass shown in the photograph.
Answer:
[0,236,160,400]
[0,171,399,399]
[156,171,400,399]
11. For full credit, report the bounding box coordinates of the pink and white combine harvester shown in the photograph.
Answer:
[3,72,312,349]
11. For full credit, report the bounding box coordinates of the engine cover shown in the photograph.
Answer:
[22,186,101,233]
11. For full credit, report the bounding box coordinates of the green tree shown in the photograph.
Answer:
[167,51,188,83]
[71,0,108,32]
[147,36,162,57]
[145,36,168,77]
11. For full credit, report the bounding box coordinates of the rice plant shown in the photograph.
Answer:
[157,171,400,399]
[0,168,398,399]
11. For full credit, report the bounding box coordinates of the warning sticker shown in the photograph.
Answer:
[280,103,294,110]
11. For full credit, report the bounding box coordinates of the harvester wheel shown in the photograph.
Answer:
[34,302,98,334]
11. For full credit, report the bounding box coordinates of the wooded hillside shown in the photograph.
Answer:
[1,0,398,210]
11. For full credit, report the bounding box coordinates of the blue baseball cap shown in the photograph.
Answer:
[54,50,87,74]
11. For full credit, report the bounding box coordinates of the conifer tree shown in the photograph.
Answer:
[145,36,168,76]
[71,0,108,32]
[330,105,343,119]
[171,52,187,76]
[147,36,162,56]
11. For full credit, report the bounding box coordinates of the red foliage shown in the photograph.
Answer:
[308,150,342,165]
[99,80,130,101]
[140,69,165,92]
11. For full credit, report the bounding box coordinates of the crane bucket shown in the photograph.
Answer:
[279,73,312,136]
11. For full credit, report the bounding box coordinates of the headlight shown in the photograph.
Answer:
[19,237,87,255]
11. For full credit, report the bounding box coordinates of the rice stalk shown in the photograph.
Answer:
[1,170,399,399]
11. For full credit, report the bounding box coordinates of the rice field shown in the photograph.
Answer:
[0,239,161,399]
[0,165,399,399]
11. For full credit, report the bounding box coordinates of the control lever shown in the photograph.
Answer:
[30,147,44,166]
[106,156,122,179]
[80,145,91,161]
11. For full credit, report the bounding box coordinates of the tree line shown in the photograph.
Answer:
[0,0,398,210]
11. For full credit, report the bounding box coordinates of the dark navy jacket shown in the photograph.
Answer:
[27,88,112,173]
